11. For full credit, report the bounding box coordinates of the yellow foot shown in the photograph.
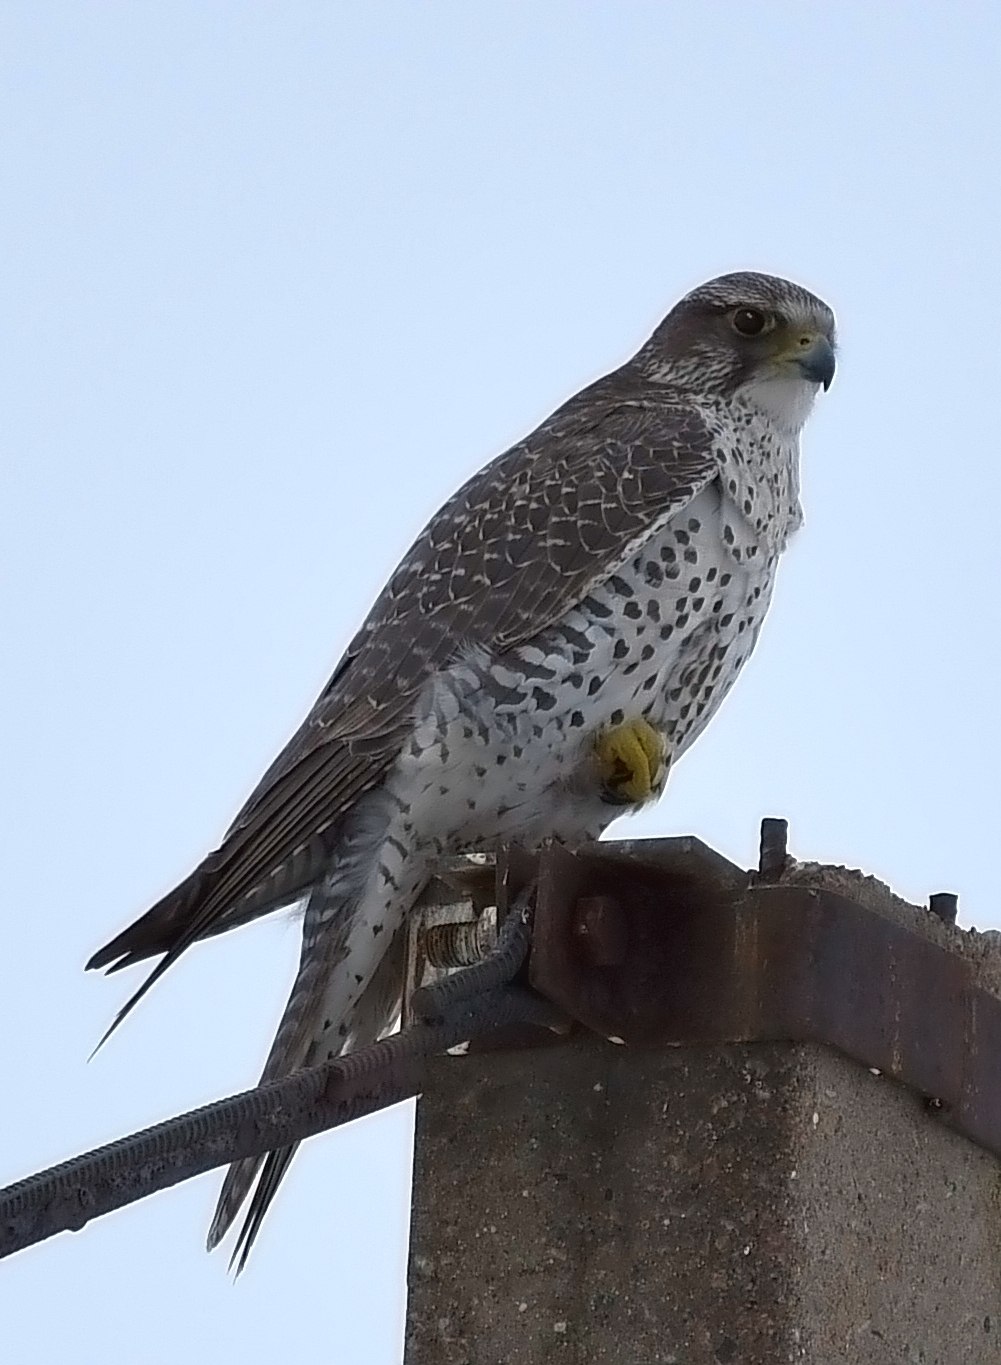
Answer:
[593,716,670,806]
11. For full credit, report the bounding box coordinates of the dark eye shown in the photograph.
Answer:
[732,307,768,337]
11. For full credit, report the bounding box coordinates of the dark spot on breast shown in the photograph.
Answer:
[520,658,558,681]
[612,639,628,661]
[532,686,557,711]
[570,710,584,728]
[581,594,613,619]
[559,623,592,652]
[608,575,634,597]
[623,601,642,620]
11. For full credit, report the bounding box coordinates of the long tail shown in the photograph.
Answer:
[85,826,344,1053]
[207,854,410,1270]
[88,826,340,973]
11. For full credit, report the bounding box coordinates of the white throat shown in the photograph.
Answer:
[736,373,819,436]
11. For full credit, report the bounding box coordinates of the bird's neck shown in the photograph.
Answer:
[733,375,818,437]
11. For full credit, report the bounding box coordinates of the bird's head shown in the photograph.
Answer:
[638,271,837,432]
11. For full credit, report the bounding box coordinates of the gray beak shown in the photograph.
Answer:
[797,336,836,391]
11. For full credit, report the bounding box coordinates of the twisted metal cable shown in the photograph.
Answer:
[0,884,551,1260]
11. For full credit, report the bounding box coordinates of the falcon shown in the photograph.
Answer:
[89,271,836,1266]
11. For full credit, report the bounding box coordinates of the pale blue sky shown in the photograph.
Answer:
[4,4,1001,1362]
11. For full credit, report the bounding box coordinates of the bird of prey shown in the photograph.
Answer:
[89,270,835,1267]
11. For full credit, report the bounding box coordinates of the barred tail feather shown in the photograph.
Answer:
[205,940,333,1260]
[207,869,408,1270]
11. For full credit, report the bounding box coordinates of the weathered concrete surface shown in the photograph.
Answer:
[405,1039,1001,1365]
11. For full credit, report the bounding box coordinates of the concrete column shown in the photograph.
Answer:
[406,1036,1001,1365]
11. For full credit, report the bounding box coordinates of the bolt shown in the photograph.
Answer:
[573,895,628,966]
[423,917,496,969]
[758,817,789,879]
[928,892,958,925]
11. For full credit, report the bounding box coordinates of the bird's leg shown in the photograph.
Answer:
[593,716,670,805]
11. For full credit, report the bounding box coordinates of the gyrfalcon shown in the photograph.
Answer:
[88,271,836,1267]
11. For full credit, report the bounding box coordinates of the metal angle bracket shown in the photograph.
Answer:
[525,838,1001,1164]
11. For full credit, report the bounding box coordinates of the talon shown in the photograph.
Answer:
[594,716,670,805]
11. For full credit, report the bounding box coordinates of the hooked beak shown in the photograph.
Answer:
[792,334,836,391]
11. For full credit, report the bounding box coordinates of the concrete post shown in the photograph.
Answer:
[405,1036,1001,1364]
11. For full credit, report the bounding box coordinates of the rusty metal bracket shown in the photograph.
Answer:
[404,830,1000,1163]
[518,834,1000,1163]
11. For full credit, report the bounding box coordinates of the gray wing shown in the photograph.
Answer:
[89,373,717,1020]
